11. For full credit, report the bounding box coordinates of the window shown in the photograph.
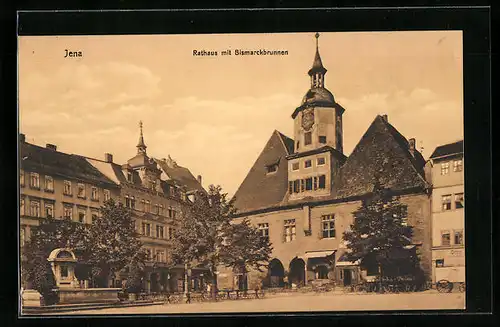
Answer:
[436,259,444,267]
[258,223,269,242]
[145,200,151,213]
[441,162,450,175]
[29,200,40,217]
[441,195,452,211]
[304,132,312,145]
[103,189,111,201]
[156,225,164,238]
[304,160,312,168]
[318,175,326,189]
[293,180,300,193]
[316,266,329,279]
[313,176,318,190]
[454,230,464,245]
[305,177,313,191]
[45,176,54,191]
[45,203,54,218]
[156,250,165,263]
[141,199,146,211]
[20,227,25,247]
[63,206,73,220]
[300,179,305,192]
[91,213,98,224]
[29,172,40,189]
[317,157,326,166]
[266,164,278,174]
[168,227,176,239]
[154,204,160,215]
[453,160,463,172]
[142,222,151,237]
[172,209,177,219]
[63,180,72,195]
[292,162,299,171]
[322,215,336,238]
[60,265,68,278]
[91,187,99,200]
[159,204,164,216]
[20,170,25,187]
[168,207,173,218]
[441,231,451,246]
[20,198,25,216]
[283,219,296,243]
[288,181,293,194]
[319,136,327,144]
[125,196,136,209]
[78,210,86,223]
[145,249,152,261]
[455,193,464,209]
[77,183,86,198]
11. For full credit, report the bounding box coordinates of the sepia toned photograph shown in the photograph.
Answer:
[18,30,465,315]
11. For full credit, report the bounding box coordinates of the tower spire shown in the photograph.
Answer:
[137,120,147,154]
[308,32,327,88]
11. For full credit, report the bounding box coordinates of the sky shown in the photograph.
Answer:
[18,31,463,197]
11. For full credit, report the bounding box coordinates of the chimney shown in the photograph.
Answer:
[409,138,416,157]
[197,175,202,185]
[20,134,25,143]
[46,144,57,151]
[104,153,113,163]
[382,114,388,122]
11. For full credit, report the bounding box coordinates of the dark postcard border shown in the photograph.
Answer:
[4,6,493,326]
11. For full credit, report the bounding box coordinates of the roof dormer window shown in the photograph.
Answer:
[266,164,278,174]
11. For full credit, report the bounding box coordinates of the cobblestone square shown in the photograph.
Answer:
[47,291,465,315]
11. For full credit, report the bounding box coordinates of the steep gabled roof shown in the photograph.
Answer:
[333,115,429,198]
[232,130,293,214]
[20,142,118,187]
[85,158,128,185]
[154,158,205,193]
[430,140,464,159]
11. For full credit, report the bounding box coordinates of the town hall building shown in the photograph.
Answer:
[217,33,433,291]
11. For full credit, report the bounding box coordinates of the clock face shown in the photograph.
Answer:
[302,108,315,131]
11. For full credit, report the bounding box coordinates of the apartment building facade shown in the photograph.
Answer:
[19,124,206,293]
[428,140,465,286]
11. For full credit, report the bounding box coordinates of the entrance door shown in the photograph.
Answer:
[343,269,352,286]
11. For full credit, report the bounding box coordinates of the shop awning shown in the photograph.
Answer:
[336,253,360,266]
[304,250,336,259]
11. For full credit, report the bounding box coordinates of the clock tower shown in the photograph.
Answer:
[286,33,347,200]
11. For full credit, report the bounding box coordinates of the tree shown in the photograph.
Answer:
[171,185,235,300]
[22,216,87,291]
[83,199,143,287]
[22,199,144,290]
[125,251,147,295]
[28,251,57,305]
[342,179,418,280]
[219,217,273,283]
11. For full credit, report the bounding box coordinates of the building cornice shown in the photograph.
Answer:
[232,186,428,218]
